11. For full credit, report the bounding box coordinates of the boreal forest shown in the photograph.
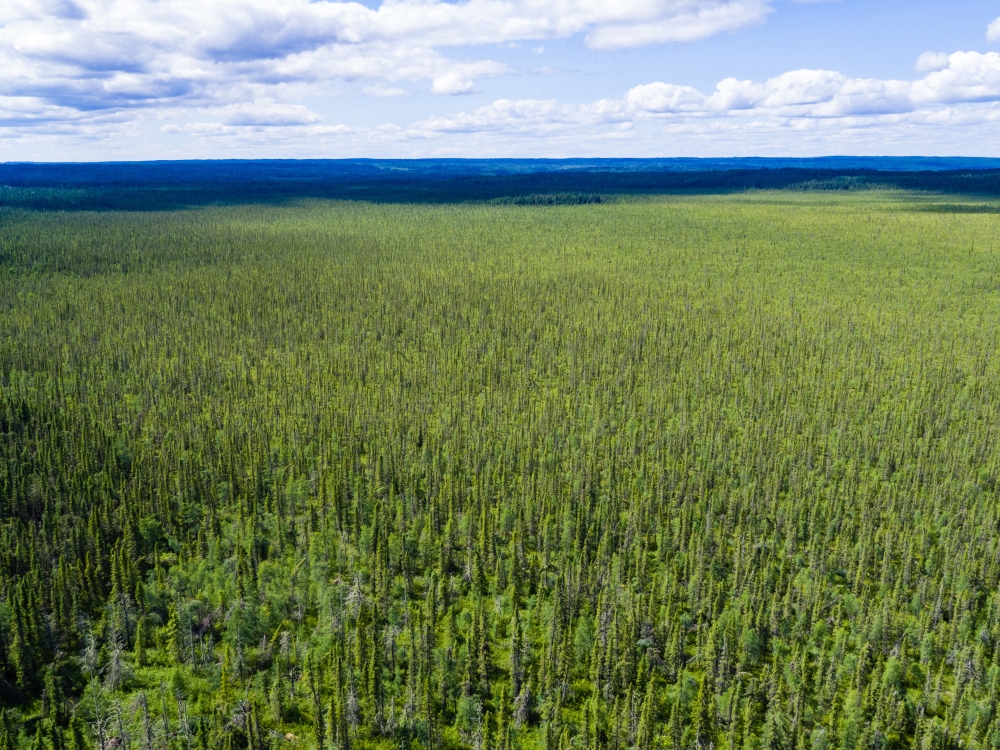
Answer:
[2,163,1000,750]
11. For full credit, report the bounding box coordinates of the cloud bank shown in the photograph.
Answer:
[4,3,1000,156]
[0,0,769,128]
[320,52,1000,136]
[128,51,1000,159]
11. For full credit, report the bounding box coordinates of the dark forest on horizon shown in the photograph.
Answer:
[3,159,1000,211]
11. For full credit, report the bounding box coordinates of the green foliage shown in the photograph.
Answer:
[1,192,1000,750]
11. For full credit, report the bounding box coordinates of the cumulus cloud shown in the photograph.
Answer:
[916,52,950,73]
[637,52,1000,118]
[910,52,1000,104]
[989,16,1000,43]
[431,74,477,96]
[398,51,1000,138]
[6,0,1000,160]
[42,48,1000,156]
[625,83,708,112]
[0,0,771,127]
[160,50,1000,149]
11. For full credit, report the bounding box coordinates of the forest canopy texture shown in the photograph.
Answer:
[1,185,1000,750]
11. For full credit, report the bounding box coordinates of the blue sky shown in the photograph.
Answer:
[4,0,1000,159]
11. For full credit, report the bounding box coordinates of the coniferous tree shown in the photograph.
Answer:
[1,192,1000,750]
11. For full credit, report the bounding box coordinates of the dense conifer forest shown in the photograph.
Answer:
[3,159,1000,210]
[2,188,1000,750]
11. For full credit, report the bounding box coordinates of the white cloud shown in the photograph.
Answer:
[388,53,1000,144]
[585,0,771,49]
[910,51,1000,104]
[756,69,846,109]
[706,78,765,110]
[6,0,1000,161]
[396,51,1000,139]
[428,61,510,95]
[625,82,708,112]
[630,53,1000,118]
[362,85,409,98]
[0,0,771,127]
[162,122,354,137]
[216,102,323,126]
[406,99,604,135]
[431,73,477,96]
[915,52,950,73]
[988,16,1000,43]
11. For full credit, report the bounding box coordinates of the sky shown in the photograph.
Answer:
[5,0,1000,159]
